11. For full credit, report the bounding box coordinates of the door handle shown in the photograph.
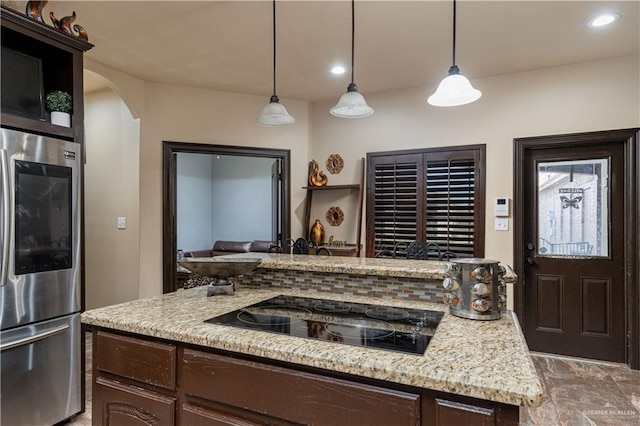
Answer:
[0,324,69,352]
[526,257,534,265]
[0,149,9,286]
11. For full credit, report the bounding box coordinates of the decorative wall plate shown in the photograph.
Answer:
[326,154,344,174]
[326,206,344,226]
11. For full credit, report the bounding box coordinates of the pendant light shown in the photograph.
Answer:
[256,0,295,127]
[330,0,374,118]
[428,0,481,107]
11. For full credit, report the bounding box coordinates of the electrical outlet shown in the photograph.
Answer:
[495,218,509,231]
[117,217,126,229]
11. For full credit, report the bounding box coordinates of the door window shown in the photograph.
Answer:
[537,159,608,257]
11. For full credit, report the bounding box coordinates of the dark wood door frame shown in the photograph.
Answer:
[513,128,639,369]
[162,141,291,294]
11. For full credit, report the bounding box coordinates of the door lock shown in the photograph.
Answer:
[525,242,534,251]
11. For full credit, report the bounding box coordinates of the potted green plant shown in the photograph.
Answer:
[45,91,72,127]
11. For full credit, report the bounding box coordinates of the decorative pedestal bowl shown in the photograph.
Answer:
[177,258,262,296]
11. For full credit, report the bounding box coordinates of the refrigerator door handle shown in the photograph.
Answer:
[0,149,9,286]
[0,324,69,352]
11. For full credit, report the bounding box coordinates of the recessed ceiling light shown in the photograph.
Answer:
[589,13,621,27]
[331,65,346,75]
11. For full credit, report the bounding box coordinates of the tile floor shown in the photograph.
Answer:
[67,333,639,425]
[521,353,639,425]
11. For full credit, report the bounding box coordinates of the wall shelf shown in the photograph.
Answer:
[302,158,365,257]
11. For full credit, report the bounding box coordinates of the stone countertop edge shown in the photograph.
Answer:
[195,253,518,283]
[82,286,542,408]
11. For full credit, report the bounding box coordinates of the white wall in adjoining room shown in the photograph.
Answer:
[309,55,640,271]
[84,85,141,310]
[176,153,214,252]
[176,154,275,251]
[210,155,274,242]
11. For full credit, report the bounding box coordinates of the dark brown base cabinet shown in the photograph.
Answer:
[92,329,519,425]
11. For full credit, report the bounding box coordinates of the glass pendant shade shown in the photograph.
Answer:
[330,83,374,118]
[428,0,481,107]
[428,66,481,107]
[256,95,295,127]
[330,0,373,119]
[256,0,294,127]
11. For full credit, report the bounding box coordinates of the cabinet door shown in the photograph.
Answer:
[93,377,176,426]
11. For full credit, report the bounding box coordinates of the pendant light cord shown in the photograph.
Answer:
[272,0,277,98]
[452,0,457,67]
[350,0,355,85]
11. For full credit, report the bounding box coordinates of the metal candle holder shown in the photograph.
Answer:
[442,258,507,320]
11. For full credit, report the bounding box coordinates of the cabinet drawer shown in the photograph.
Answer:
[180,403,260,426]
[434,398,496,425]
[182,349,420,425]
[95,331,177,390]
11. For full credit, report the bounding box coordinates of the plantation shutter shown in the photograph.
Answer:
[367,146,485,258]
[425,157,476,257]
[367,154,422,257]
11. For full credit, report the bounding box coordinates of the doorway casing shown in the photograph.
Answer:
[162,141,291,294]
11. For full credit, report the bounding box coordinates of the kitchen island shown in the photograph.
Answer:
[83,255,541,425]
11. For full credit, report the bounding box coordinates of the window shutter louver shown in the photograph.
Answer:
[425,159,476,258]
[367,146,484,259]
[369,156,421,258]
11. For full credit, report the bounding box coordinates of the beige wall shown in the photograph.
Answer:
[84,54,638,307]
[137,83,310,297]
[84,84,141,309]
[309,55,640,267]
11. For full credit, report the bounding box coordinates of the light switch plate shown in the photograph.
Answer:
[117,217,126,229]
[495,218,509,231]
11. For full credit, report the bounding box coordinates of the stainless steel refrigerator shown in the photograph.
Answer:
[1,128,82,425]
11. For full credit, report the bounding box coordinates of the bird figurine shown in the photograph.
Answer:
[73,24,88,41]
[308,160,328,187]
[49,10,58,27]
[50,10,76,35]
[25,1,47,23]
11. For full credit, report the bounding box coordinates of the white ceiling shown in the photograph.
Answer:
[49,1,639,102]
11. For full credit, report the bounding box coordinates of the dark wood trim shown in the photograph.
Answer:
[356,158,365,257]
[1,6,94,52]
[367,144,486,159]
[513,128,639,369]
[162,142,291,294]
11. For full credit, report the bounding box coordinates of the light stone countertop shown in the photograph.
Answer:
[82,285,542,408]
[182,252,518,283]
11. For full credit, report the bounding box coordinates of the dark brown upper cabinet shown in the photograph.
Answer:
[1,5,93,143]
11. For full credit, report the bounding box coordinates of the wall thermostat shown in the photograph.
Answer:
[495,197,510,217]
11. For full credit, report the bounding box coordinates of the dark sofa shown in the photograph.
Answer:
[184,240,275,258]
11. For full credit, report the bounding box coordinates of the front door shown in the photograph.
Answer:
[515,130,638,364]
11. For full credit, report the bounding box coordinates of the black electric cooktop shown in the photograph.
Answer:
[205,295,443,355]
